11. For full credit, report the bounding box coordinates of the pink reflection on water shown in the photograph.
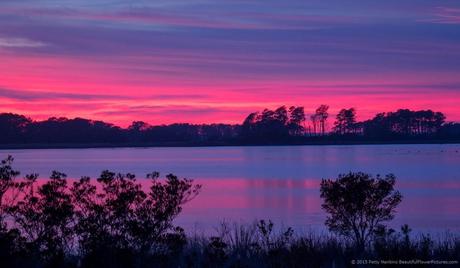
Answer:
[182,178,321,209]
[177,177,460,232]
[177,178,323,231]
[12,176,460,233]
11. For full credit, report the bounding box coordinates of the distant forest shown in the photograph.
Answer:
[1,106,459,147]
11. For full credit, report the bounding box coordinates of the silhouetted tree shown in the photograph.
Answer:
[320,172,402,249]
[333,108,357,135]
[288,106,306,136]
[0,113,31,143]
[128,121,150,132]
[310,114,318,135]
[128,121,151,142]
[274,106,289,125]
[241,112,262,141]
[240,106,292,142]
[314,105,329,135]
[362,109,446,138]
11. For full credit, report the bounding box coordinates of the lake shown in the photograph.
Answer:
[1,144,459,234]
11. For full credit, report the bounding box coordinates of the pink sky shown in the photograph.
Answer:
[1,1,460,126]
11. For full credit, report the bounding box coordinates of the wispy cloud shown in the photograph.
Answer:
[0,87,209,101]
[0,37,46,48]
[0,5,353,30]
[423,7,460,24]
[0,87,123,101]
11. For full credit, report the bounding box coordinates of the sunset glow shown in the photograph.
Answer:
[1,1,460,126]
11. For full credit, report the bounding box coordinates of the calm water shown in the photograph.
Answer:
[1,144,459,233]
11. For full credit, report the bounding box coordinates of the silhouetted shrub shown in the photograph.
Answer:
[7,171,74,266]
[320,172,403,249]
[0,155,201,267]
[71,170,201,267]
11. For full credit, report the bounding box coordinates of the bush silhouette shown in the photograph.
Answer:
[72,170,201,267]
[320,172,403,249]
[0,156,201,267]
[0,155,20,221]
[8,171,74,266]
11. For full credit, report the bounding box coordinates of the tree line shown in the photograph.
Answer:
[0,106,459,146]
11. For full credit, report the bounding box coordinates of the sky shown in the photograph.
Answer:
[1,0,460,126]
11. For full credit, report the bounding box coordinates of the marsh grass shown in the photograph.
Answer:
[158,221,459,268]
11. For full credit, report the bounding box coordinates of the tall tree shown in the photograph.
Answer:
[288,106,306,136]
[333,108,357,135]
[310,114,318,135]
[362,109,446,138]
[315,105,329,135]
[274,106,289,125]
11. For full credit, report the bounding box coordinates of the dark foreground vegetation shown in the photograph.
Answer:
[1,106,459,148]
[1,156,459,267]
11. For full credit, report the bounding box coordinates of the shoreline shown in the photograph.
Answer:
[1,140,459,150]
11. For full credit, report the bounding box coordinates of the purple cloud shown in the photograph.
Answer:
[0,88,209,101]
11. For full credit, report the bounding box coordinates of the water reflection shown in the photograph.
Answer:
[176,177,460,233]
[1,144,459,233]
